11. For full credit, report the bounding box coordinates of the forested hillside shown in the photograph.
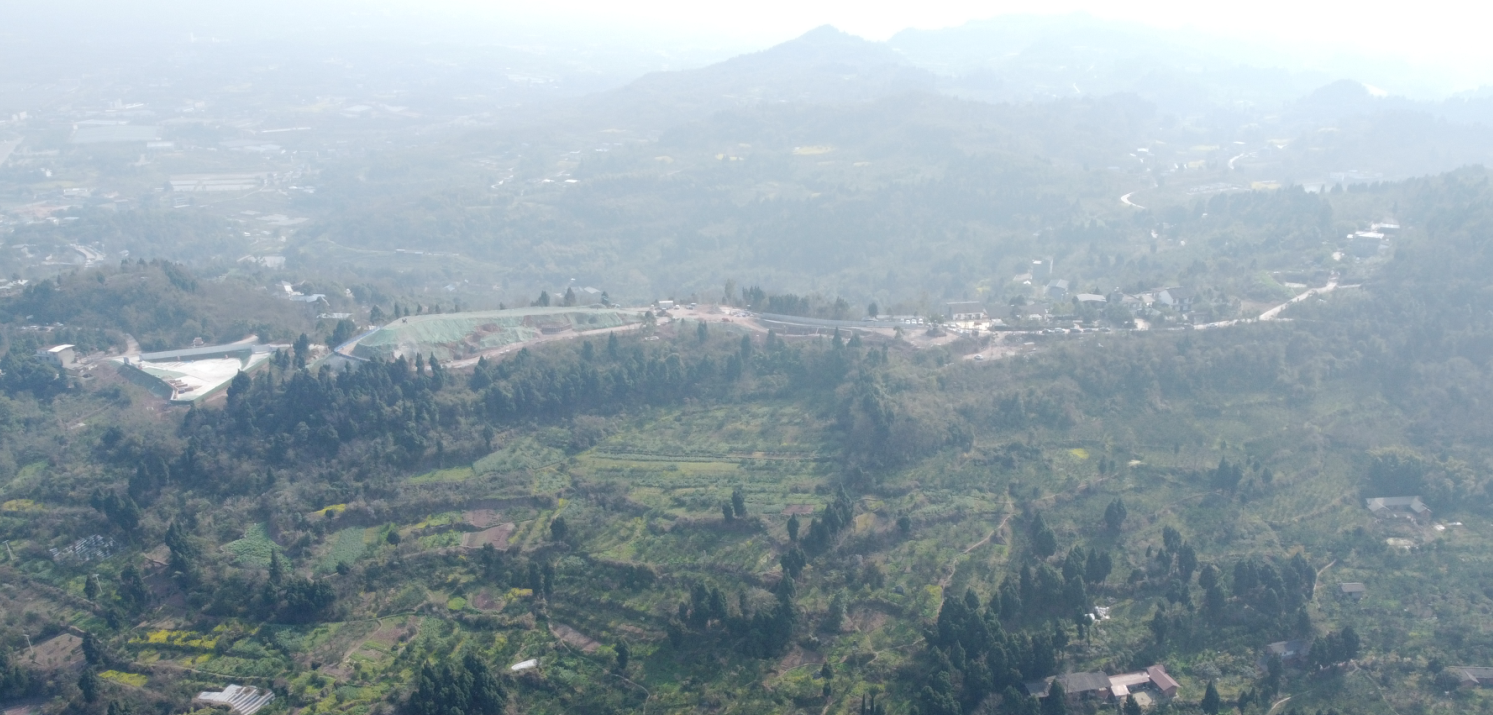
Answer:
[3,171,1493,714]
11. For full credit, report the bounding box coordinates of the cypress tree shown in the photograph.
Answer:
[1202,680,1221,714]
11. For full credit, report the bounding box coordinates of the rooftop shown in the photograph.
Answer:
[1058,671,1112,694]
[1456,666,1493,680]
[1266,639,1311,657]
[137,338,272,363]
[195,684,274,715]
[1366,496,1430,514]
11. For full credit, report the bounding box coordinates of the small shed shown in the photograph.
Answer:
[1147,665,1180,697]
[1339,582,1366,600]
[1024,678,1054,698]
[194,685,274,715]
[1263,639,1312,666]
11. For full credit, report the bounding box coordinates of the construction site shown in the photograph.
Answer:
[111,339,284,404]
[340,307,644,364]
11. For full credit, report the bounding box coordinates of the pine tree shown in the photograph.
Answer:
[823,592,845,633]
[731,487,746,517]
[1030,513,1058,558]
[1104,498,1127,532]
[77,668,99,703]
[1202,680,1221,714]
[787,514,800,542]
[1150,607,1169,645]
[614,641,630,672]
[81,633,104,666]
[1041,681,1067,715]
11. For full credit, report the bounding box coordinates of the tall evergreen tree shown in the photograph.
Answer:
[1202,680,1221,714]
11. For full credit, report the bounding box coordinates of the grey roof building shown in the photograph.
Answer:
[1366,496,1430,518]
[945,302,988,321]
[1455,667,1493,688]
[1057,672,1112,698]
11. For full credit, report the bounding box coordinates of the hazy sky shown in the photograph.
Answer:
[490,0,1493,89]
[8,0,1491,95]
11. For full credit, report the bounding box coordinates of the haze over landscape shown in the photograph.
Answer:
[5,3,1493,715]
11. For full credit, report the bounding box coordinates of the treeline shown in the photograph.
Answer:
[0,260,308,352]
[154,326,884,492]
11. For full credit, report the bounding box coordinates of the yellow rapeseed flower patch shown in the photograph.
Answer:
[99,670,149,687]
[136,630,217,650]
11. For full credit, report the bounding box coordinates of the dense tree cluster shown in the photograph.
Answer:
[916,590,1067,715]
[0,648,37,701]
[0,260,306,351]
[670,576,799,658]
[403,652,507,715]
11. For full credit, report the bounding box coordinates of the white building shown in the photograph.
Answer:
[38,344,75,368]
[944,302,988,321]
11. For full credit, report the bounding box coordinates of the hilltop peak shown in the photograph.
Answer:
[743,25,904,67]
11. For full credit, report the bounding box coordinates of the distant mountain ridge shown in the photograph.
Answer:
[525,26,935,133]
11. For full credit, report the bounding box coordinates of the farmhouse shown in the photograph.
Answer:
[37,344,75,368]
[1454,667,1493,688]
[1366,496,1430,519]
[944,301,988,321]
[1027,665,1179,702]
[1156,287,1194,310]
[1339,582,1366,600]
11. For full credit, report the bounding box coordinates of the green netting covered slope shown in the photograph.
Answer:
[350,307,641,361]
